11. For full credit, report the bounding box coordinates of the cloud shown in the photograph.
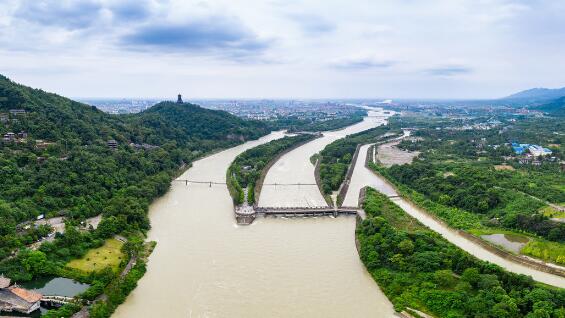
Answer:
[330,55,394,70]
[287,13,336,35]
[108,0,153,21]
[15,0,104,29]
[426,66,472,76]
[120,17,270,58]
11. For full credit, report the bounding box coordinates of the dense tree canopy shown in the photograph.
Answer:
[0,74,269,274]
[358,189,565,317]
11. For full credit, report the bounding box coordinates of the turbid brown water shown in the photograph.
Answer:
[259,110,391,208]
[114,121,397,318]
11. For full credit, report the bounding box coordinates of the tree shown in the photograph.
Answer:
[398,239,414,255]
[21,250,49,276]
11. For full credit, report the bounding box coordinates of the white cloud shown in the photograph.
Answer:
[0,0,563,99]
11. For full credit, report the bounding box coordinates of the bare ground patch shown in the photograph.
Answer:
[494,164,515,171]
[376,141,420,167]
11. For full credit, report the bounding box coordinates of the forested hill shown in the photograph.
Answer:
[0,75,269,146]
[533,96,565,117]
[129,101,268,147]
[0,75,269,268]
[0,75,126,143]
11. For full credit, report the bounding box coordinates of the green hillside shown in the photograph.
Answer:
[533,96,565,116]
[0,75,268,273]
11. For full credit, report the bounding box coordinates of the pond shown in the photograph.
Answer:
[3,277,90,317]
[481,233,530,253]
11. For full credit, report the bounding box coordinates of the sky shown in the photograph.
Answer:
[0,0,564,99]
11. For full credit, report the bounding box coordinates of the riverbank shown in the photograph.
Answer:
[113,128,397,318]
[357,143,565,287]
[357,188,565,317]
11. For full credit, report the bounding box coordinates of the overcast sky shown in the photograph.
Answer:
[1,0,564,99]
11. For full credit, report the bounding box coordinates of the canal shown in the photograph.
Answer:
[343,140,565,288]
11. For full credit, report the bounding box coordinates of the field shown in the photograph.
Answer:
[66,238,125,272]
[494,164,515,171]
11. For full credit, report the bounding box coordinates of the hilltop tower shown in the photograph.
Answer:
[177,94,183,104]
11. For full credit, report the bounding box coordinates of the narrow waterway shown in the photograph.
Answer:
[259,110,391,208]
[114,116,396,318]
[343,143,565,288]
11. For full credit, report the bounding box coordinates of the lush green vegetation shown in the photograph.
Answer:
[0,75,270,315]
[227,134,315,205]
[522,240,565,265]
[358,188,565,317]
[374,115,565,263]
[317,125,396,195]
[0,74,268,267]
[533,96,565,117]
[371,163,484,230]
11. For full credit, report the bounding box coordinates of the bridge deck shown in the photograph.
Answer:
[174,179,317,186]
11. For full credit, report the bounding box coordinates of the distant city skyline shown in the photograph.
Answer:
[1,0,564,99]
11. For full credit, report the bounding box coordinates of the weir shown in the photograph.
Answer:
[235,206,361,225]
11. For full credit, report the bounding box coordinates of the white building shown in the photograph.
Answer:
[528,145,553,157]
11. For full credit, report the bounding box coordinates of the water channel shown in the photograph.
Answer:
[114,108,565,318]
[114,112,397,317]
[343,142,565,288]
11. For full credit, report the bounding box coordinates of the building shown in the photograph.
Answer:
[107,140,118,150]
[0,276,42,314]
[2,132,15,142]
[0,113,8,124]
[519,157,531,165]
[8,109,26,116]
[529,145,552,157]
[177,94,183,104]
[35,140,55,150]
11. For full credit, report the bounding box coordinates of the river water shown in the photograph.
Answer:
[344,142,565,288]
[114,112,397,318]
[258,110,390,208]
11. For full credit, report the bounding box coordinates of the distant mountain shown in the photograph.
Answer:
[504,87,565,101]
[532,96,565,117]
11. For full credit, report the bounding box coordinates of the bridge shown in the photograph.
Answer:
[174,179,317,187]
[41,295,76,307]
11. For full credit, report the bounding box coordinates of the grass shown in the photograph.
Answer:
[521,240,565,265]
[468,228,532,238]
[541,206,565,218]
[67,238,125,273]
